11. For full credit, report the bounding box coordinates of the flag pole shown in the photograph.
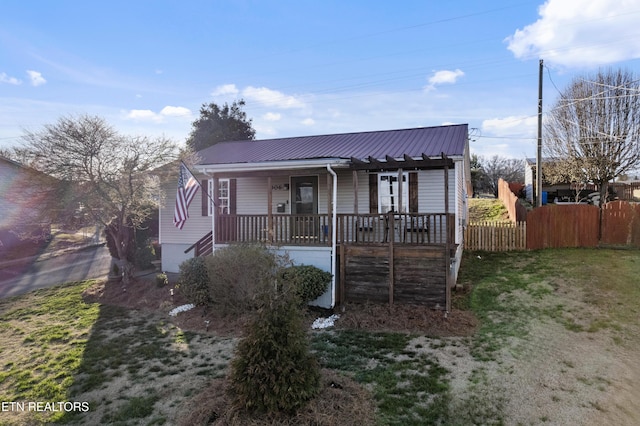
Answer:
[181,161,218,207]
[181,161,218,252]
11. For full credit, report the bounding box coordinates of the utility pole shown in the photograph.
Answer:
[536,59,543,207]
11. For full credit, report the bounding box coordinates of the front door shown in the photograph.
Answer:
[291,176,318,240]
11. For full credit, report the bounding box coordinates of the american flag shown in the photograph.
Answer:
[173,163,200,229]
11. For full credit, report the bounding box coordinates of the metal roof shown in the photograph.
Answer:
[197,124,468,165]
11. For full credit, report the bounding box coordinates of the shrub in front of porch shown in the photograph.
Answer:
[177,257,210,306]
[282,265,332,305]
[204,243,291,315]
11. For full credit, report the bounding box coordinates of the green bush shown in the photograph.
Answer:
[229,288,320,414]
[282,265,332,304]
[205,244,290,315]
[134,244,156,270]
[177,257,209,306]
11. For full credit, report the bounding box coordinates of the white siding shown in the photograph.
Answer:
[417,169,456,213]
[335,170,369,214]
[237,176,269,214]
[159,175,212,246]
[525,162,534,203]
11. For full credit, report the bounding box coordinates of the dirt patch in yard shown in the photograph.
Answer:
[335,302,478,336]
[83,277,479,337]
[82,277,251,336]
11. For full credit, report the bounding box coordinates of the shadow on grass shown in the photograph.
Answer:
[0,280,233,425]
[59,286,234,425]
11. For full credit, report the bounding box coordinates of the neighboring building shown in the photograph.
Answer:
[159,125,472,311]
[0,156,50,253]
[525,158,580,204]
[524,158,637,204]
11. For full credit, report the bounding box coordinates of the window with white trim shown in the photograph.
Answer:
[378,172,408,213]
[208,178,230,215]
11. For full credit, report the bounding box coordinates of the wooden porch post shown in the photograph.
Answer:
[212,176,219,242]
[326,172,333,245]
[339,243,345,307]
[388,211,394,307]
[267,177,273,243]
[353,170,359,213]
[397,168,404,213]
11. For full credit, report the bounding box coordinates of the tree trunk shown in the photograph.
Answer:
[598,181,609,208]
[108,220,133,289]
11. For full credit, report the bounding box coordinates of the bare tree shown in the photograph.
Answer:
[475,155,524,197]
[20,115,181,286]
[543,68,640,205]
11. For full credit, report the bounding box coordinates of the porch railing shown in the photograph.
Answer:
[212,212,453,245]
[336,213,453,245]
[217,214,331,245]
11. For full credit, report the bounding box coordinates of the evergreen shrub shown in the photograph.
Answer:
[177,257,209,306]
[282,265,332,304]
[229,288,320,414]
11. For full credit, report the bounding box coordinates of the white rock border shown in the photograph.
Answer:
[169,303,195,317]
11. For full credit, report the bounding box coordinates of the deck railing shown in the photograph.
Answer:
[213,212,453,245]
[336,212,452,245]
[216,214,331,245]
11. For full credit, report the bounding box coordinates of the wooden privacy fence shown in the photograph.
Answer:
[465,221,526,251]
[498,178,527,222]
[465,201,640,251]
[526,204,600,249]
[601,201,640,247]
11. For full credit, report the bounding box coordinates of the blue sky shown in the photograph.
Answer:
[2,0,640,159]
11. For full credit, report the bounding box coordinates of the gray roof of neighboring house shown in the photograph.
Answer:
[197,124,468,165]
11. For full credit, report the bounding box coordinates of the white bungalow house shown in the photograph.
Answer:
[159,124,472,311]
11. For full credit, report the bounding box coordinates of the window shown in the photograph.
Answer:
[378,173,408,213]
[208,178,230,215]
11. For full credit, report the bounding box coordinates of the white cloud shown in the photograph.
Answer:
[211,83,239,97]
[243,86,306,109]
[263,112,281,121]
[424,69,464,91]
[160,105,191,118]
[482,115,537,134]
[126,109,162,122]
[125,106,192,123]
[0,72,22,85]
[26,70,46,86]
[477,116,538,158]
[301,118,315,126]
[506,0,640,67]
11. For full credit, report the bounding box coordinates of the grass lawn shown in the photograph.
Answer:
[467,198,512,222]
[1,248,639,425]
